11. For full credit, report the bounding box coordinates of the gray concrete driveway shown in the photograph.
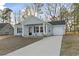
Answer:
[0,35,42,55]
[6,36,63,56]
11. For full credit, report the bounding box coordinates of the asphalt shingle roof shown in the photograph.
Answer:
[48,20,65,25]
[0,23,9,30]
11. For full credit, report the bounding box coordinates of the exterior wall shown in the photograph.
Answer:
[22,24,45,37]
[14,24,22,36]
[45,23,53,36]
[43,23,48,35]
[52,25,65,35]
[14,22,65,37]
[22,25,29,37]
[45,23,65,36]
[0,24,14,35]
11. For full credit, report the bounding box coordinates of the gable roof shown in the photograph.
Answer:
[48,20,65,25]
[22,15,44,25]
[0,23,11,30]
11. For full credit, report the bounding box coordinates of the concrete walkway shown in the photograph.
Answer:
[6,36,63,56]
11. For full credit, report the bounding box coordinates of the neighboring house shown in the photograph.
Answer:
[14,16,65,37]
[0,23,14,35]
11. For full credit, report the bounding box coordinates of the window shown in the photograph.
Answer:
[17,28,22,33]
[29,27,32,32]
[35,27,39,33]
[40,26,43,32]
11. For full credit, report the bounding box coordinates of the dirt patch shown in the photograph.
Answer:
[60,35,79,56]
[0,35,43,55]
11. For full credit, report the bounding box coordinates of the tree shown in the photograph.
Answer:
[21,3,44,19]
[59,4,75,32]
[0,10,3,22]
[59,5,68,20]
[2,8,12,23]
[45,3,58,21]
[21,7,32,19]
[71,3,79,32]
[33,3,44,16]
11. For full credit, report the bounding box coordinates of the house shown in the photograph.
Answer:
[14,16,65,37]
[0,23,14,35]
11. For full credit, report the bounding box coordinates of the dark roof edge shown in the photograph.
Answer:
[48,20,65,25]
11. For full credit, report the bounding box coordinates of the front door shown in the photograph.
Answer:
[29,27,32,35]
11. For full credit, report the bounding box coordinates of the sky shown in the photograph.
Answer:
[4,3,31,13]
[3,3,72,14]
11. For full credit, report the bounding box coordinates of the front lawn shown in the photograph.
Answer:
[0,35,43,55]
[60,35,79,56]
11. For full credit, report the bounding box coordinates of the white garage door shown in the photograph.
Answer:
[53,25,65,36]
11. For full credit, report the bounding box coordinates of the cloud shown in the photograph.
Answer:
[0,0,5,6]
[0,6,5,10]
[0,0,5,10]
